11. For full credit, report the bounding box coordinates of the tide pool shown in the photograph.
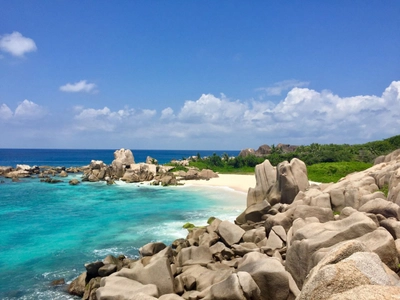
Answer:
[0,175,245,299]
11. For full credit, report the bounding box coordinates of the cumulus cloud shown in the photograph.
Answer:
[257,79,310,96]
[0,32,37,57]
[161,107,175,119]
[60,80,97,93]
[69,81,400,147]
[74,106,156,131]
[178,94,248,123]
[0,100,47,121]
[0,104,13,120]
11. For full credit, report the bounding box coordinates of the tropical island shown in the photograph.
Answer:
[64,137,400,300]
[2,136,400,299]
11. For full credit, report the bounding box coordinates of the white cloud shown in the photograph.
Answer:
[15,100,47,119]
[0,100,47,121]
[161,107,175,119]
[74,106,156,131]
[0,104,13,120]
[178,94,248,123]
[257,79,310,96]
[0,32,37,57]
[60,80,97,93]
[67,81,400,147]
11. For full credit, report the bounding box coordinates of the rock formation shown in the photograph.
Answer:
[239,143,299,157]
[67,148,400,299]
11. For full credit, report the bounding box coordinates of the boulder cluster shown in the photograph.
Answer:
[239,143,298,157]
[0,149,219,186]
[82,149,218,186]
[67,149,400,300]
[0,164,81,183]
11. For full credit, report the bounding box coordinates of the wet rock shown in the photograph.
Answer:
[69,179,80,185]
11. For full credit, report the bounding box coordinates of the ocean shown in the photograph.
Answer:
[0,149,244,299]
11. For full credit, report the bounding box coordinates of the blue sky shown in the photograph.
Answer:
[1,1,399,150]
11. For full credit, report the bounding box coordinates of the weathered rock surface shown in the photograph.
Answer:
[96,276,159,299]
[298,243,400,300]
[246,158,309,208]
[68,148,400,300]
[237,252,290,300]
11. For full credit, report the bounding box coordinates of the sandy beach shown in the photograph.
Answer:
[180,174,256,193]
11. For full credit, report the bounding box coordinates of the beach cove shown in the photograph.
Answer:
[0,149,254,299]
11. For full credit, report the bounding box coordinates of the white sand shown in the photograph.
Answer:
[180,174,256,193]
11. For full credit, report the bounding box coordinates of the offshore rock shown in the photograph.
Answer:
[111,148,135,178]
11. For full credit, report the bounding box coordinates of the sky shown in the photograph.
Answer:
[0,1,399,150]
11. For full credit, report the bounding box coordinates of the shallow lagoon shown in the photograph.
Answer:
[0,175,245,299]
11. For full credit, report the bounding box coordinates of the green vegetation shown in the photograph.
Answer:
[182,222,196,230]
[307,161,373,183]
[168,165,188,172]
[379,184,389,197]
[167,135,400,183]
[188,154,263,174]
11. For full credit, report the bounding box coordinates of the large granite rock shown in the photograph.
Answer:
[298,241,400,300]
[327,285,400,300]
[286,212,378,288]
[111,148,135,178]
[115,247,175,295]
[238,148,256,157]
[217,220,245,246]
[237,252,290,300]
[121,163,156,182]
[96,276,159,299]
[246,158,308,208]
[198,272,261,300]
[246,160,276,206]
[267,158,309,206]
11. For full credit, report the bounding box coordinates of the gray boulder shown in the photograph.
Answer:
[389,168,400,205]
[140,242,167,257]
[264,204,334,233]
[255,144,271,156]
[286,212,378,288]
[146,156,158,164]
[358,198,400,220]
[96,276,159,299]
[267,158,309,205]
[69,179,80,185]
[217,220,245,246]
[68,271,87,297]
[111,148,135,178]
[175,245,213,267]
[237,252,289,300]
[199,272,261,300]
[328,285,400,300]
[239,148,256,157]
[240,200,271,223]
[298,249,400,300]
[246,160,276,207]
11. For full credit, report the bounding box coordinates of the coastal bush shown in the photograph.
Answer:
[379,184,389,197]
[168,165,188,172]
[307,161,373,183]
[179,135,398,179]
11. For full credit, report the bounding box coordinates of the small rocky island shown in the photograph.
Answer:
[61,149,400,300]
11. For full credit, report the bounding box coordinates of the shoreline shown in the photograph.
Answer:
[179,173,256,193]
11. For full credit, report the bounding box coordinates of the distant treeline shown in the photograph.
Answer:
[191,135,400,170]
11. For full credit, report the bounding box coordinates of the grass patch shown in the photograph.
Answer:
[379,184,389,197]
[166,165,189,172]
[307,161,373,183]
[188,161,255,174]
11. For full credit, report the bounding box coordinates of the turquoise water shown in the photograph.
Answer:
[0,174,245,299]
